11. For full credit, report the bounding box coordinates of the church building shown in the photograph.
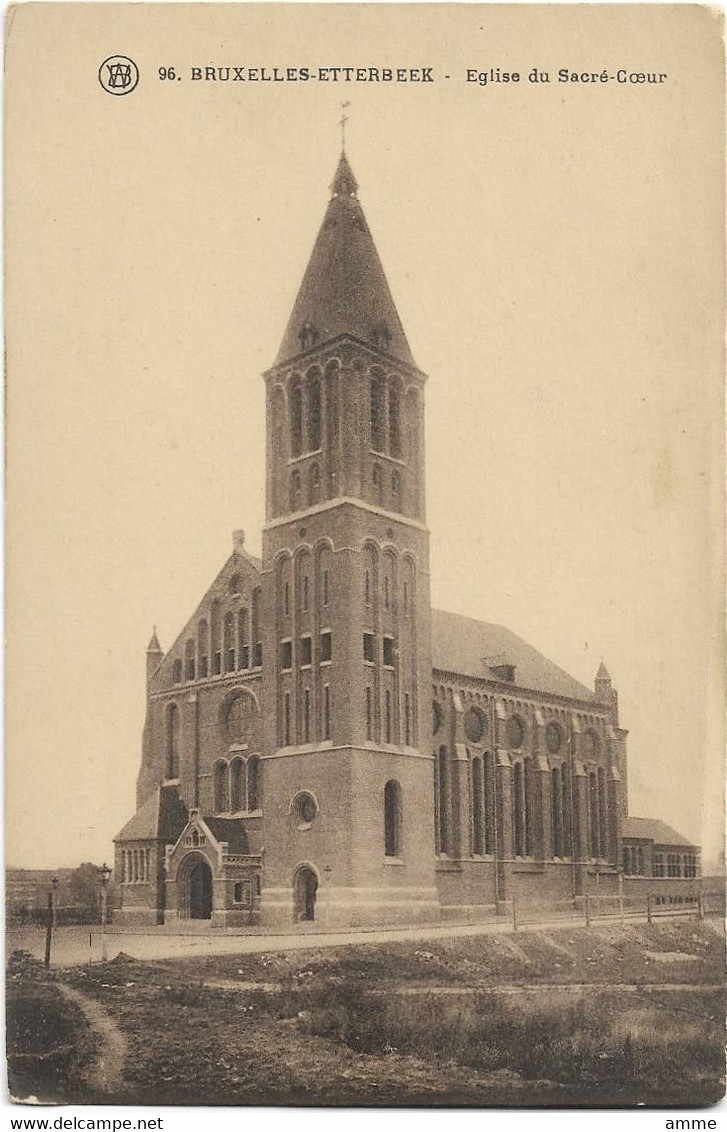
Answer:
[115,152,700,927]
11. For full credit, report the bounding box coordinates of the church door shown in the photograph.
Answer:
[293,866,317,922]
[189,860,213,920]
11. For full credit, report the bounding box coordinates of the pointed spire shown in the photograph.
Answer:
[274,153,415,368]
[596,661,611,681]
[147,626,162,654]
[330,151,358,199]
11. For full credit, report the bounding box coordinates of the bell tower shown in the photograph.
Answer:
[260,152,439,927]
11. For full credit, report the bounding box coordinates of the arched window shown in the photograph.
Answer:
[588,771,600,857]
[214,760,228,812]
[229,573,242,596]
[551,766,563,857]
[653,852,664,877]
[230,758,245,812]
[384,779,402,857]
[513,761,526,856]
[247,756,260,811]
[406,388,421,517]
[238,607,249,669]
[272,387,287,514]
[365,686,373,739]
[598,766,608,859]
[325,364,339,493]
[472,757,484,856]
[284,692,291,746]
[252,588,262,667]
[303,689,311,742]
[308,374,321,450]
[308,463,320,506]
[323,685,331,741]
[435,745,450,854]
[172,659,182,684]
[224,612,235,672]
[211,599,221,676]
[197,619,209,679]
[166,704,180,779]
[185,639,195,682]
[370,372,384,451]
[561,763,572,855]
[302,575,309,613]
[391,470,401,511]
[291,375,303,457]
[290,470,302,511]
[365,569,371,606]
[389,379,402,458]
[385,690,392,743]
[372,464,383,505]
[483,751,494,854]
[404,693,411,745]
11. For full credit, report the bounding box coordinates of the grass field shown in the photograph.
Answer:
[6,919,725,1107]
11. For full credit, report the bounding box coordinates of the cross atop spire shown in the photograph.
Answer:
[339,101,350,151]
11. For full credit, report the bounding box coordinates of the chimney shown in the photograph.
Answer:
[483,654,516,684]
[233,529,246,553]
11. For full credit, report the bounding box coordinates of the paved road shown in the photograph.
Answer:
[6,912,653,967]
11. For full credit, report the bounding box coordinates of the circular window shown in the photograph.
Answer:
[506,716,524,749]
[464,706,486,744]
[545,721,562,754]
[432,700,443,735]
[292,791,318,827]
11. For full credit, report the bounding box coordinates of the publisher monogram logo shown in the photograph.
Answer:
[98,56,140,96]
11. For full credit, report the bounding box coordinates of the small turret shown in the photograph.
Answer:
[595,661,619,724]
[146,626,163,688]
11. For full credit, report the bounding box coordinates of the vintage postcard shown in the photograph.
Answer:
[5,2,725,1111]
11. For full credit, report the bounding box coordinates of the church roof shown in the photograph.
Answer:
[431,608,594,702]
[622,816,697,848]
[203,817,250,854]
[274,153,415,368]
[114,786,188,843]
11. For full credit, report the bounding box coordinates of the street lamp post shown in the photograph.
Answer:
[323,864,333,930]
[99,862,112,963]
[44,875,59,969]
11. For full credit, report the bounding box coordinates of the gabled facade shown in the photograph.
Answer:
[114,152,700,928]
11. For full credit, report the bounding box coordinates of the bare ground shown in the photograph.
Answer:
[6,918,725,1108]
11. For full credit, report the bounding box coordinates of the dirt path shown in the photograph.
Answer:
[56,983,127,1098]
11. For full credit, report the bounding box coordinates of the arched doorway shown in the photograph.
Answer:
[187,859,213,920]
[293,865,318,922]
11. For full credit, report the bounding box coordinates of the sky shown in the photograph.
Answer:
[5,4,724,871]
